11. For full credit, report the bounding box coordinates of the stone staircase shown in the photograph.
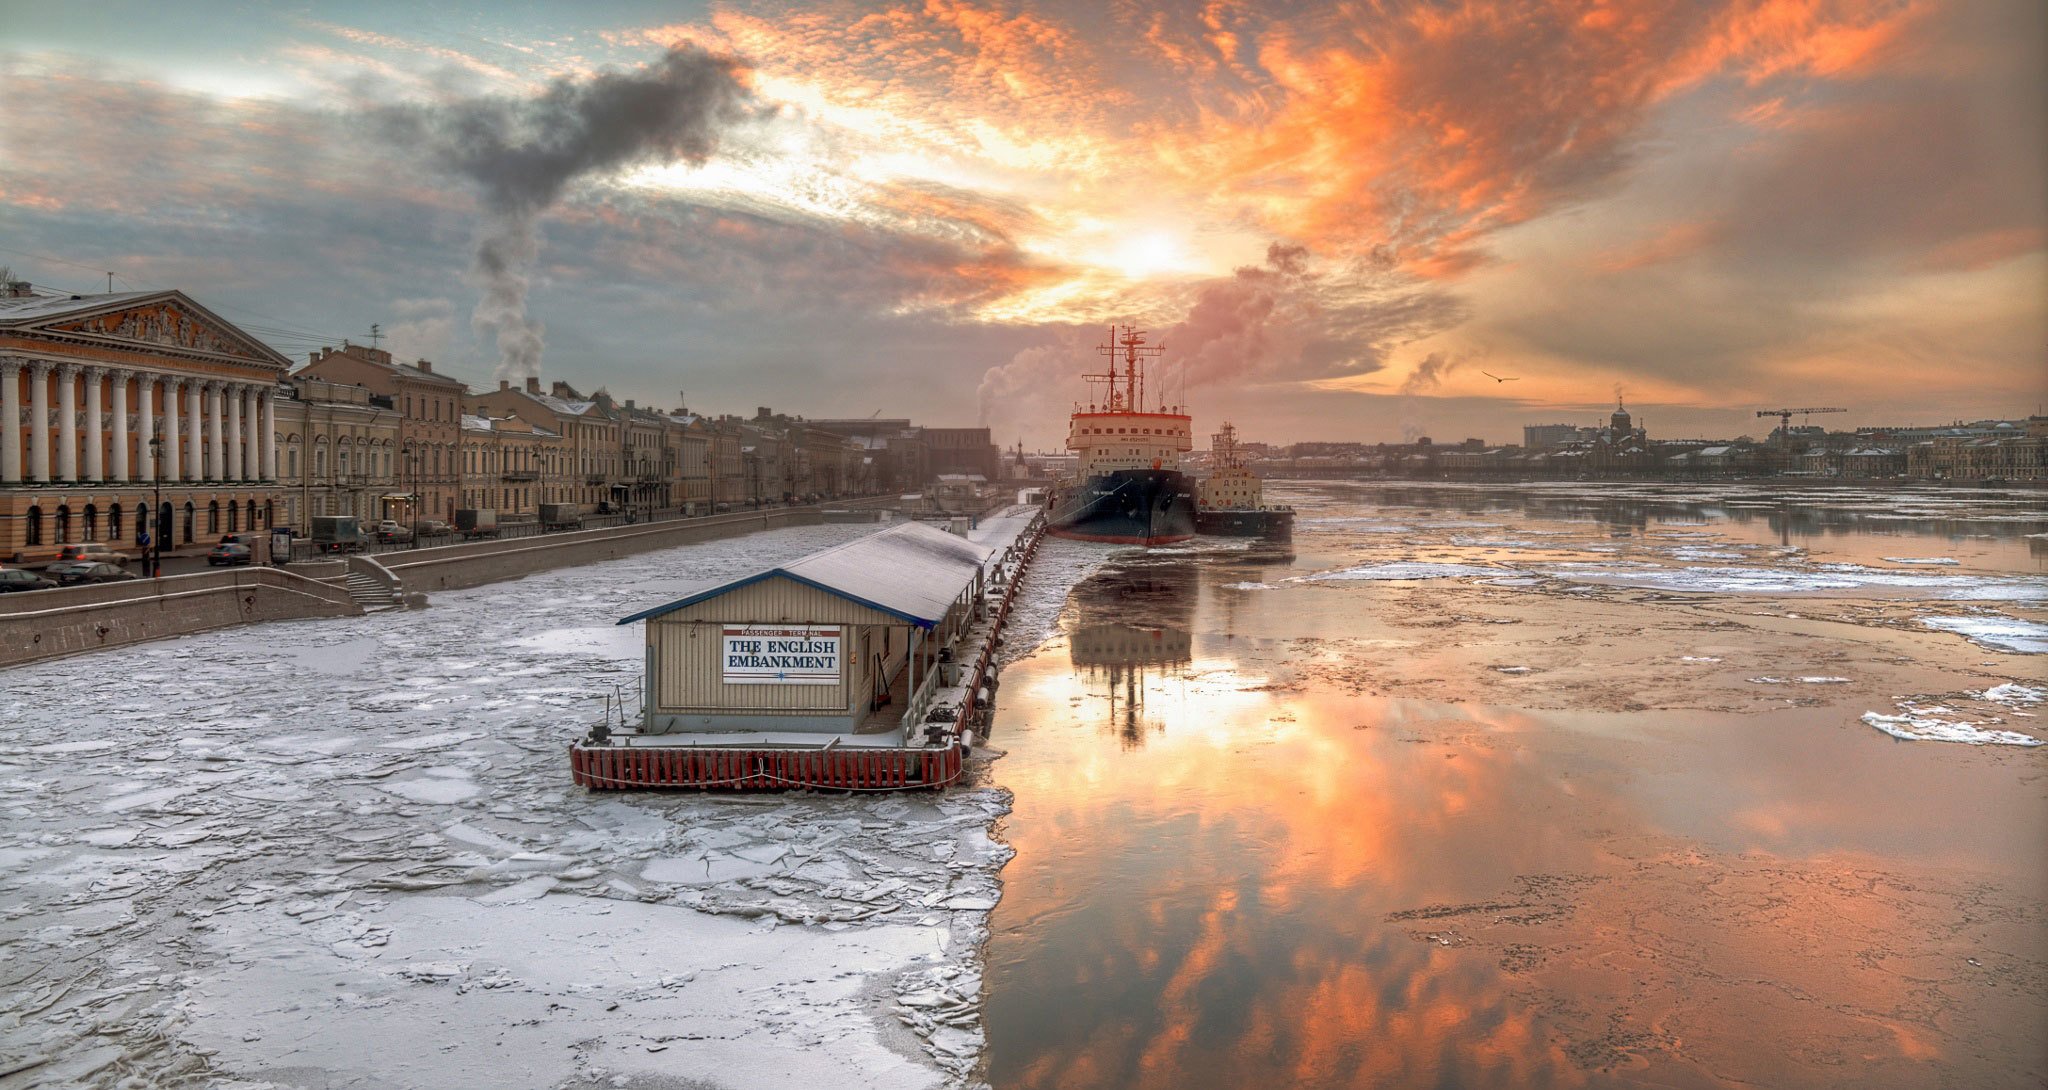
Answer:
[342,564,404,612]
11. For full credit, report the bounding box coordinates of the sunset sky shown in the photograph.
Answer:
[2,0,2042,447]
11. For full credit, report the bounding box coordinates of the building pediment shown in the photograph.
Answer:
[20,292,290,370]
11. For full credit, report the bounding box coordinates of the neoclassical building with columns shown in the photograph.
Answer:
[1,286,289,560]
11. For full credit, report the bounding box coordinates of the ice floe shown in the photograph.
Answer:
[1884,557,1960,566]
[1860,710,2043,747]
[1920,615,2048,654]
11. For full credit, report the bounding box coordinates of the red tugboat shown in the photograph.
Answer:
[1046,326,1196,546]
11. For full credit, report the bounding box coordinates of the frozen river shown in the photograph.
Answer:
[4,482,2044,1089]
[0,521,1046,1089]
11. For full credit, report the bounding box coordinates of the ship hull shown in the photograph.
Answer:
[1048,469,1196,546]
[1194,507,1295,539]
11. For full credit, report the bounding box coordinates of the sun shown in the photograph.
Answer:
[1110,231,1191,279]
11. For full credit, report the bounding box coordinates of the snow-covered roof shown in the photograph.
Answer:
[532,393,598,416]
[617,521,995,629]
[462,414,493,431]
[0,290,158,322]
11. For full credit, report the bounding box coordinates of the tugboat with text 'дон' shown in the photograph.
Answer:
[1046,326,1196,546]
[1195,421,1294,539]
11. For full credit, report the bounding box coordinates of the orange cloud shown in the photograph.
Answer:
[1596,220,1725,272]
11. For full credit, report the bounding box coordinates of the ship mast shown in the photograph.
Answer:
[1085,325,1166,413]
[1212,422,1241,469]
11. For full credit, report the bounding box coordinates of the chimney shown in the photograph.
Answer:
[417,359,432,373]
[526,376,541,394]
[3,281,32,298]
[499,379,510,392]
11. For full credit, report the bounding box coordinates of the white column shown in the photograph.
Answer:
[260,388,276,481]
[28,362,50,483]
[224,382,243,480]
[83,366,105,481]
[186,381,205,480]
[56,363,77,481]
[243,385,259,480]
[205,382,224,481]
[162,378,182,484]
[0,359,19,483]
[135,373,154,482]
[110,370,130,481]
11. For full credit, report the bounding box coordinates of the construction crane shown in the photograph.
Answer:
[1757,407,1846,449]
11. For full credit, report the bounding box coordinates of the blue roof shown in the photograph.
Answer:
[617,521,993,629]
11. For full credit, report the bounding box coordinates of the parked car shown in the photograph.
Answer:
[414,519,451,537]
[0,569,57,592]
[208,542,254,566]
[373,519,415,543]
[57,542,130,567]
[52,562,138,586]
[219,532,259,546]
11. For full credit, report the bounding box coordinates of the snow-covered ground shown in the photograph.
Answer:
[0,520,1035,1090]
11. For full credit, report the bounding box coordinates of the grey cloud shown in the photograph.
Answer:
[373,46,761,378]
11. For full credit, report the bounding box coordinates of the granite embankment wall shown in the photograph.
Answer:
[0,567,361,670]
[376,507,829,593]
[1,503,886,669]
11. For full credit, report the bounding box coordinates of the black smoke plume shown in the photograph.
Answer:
[378,47,757,378]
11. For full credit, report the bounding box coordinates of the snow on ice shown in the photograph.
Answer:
[1304,561,1500,581]
[1920,615,2048,654]
[0,521,1024,1089]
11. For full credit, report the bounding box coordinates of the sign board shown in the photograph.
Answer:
[722,624,841,685]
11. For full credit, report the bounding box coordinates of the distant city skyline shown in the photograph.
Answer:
[2,0,2042,448]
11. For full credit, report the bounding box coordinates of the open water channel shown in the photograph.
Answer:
[982,481,2047,1089]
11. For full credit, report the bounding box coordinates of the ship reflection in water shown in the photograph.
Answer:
[1069,561,1196,749]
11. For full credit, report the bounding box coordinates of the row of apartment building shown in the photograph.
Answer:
[1,286,996,556]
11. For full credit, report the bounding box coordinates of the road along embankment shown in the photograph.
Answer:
[375,507,830,593]
[0,567,361,669]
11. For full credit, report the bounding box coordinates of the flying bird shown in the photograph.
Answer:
[1482,371,1519,383]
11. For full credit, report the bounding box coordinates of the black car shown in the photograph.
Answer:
[53,562,137,586]
[0,569,56,592]
[208,542,254,566]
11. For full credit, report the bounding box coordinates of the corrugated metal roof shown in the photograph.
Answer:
[618,521,994,629]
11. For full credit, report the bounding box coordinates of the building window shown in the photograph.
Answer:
[111,504,124,543]
[183,502,195,544]
[55,505,71,543]
[24,505,42,546]
[248,499,258,529]
[83,503,98,541]
[228,502,239,533]
[207,501,220,535]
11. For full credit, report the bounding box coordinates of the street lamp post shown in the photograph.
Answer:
[403,443,420,549]
[147,436,164,578]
